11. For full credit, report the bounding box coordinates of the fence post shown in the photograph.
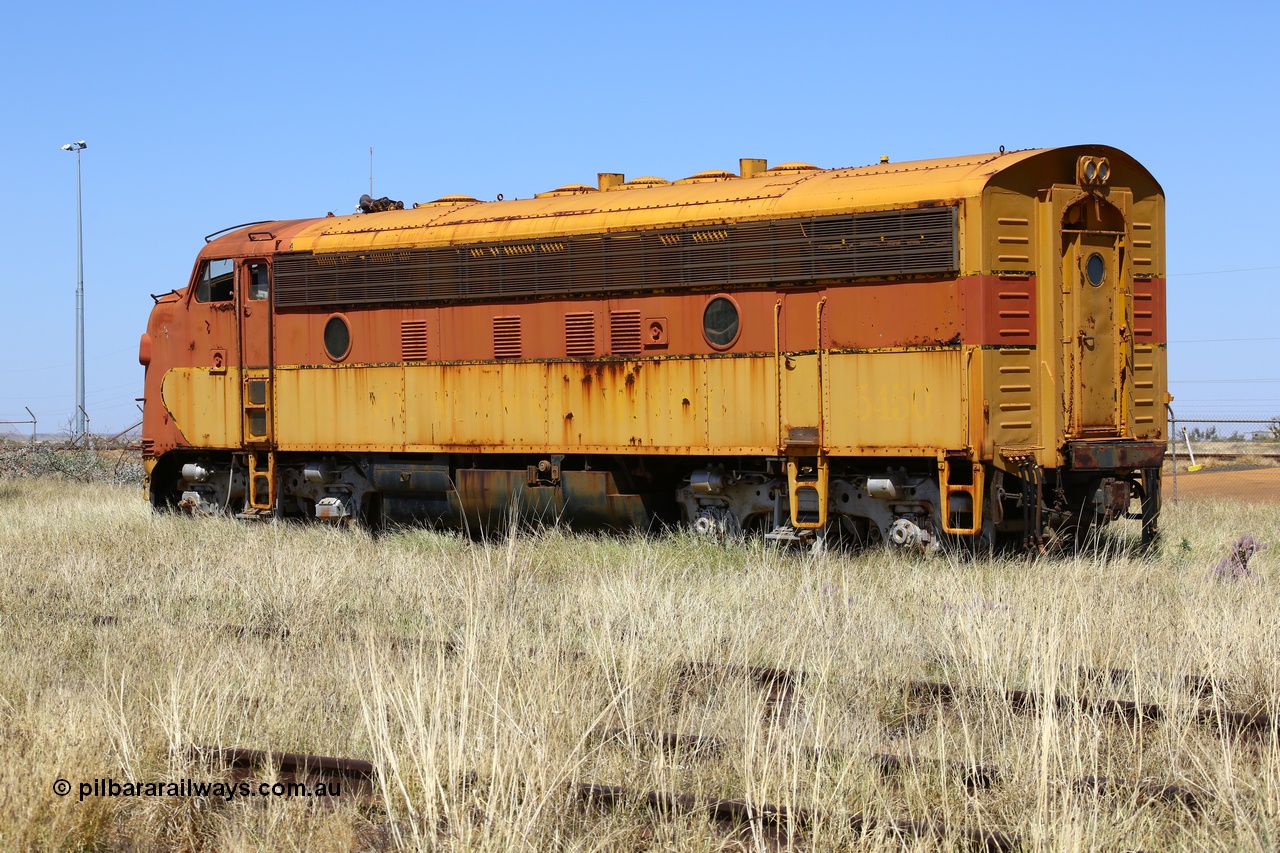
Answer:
[79,406,94,452]
[1168,406,1177,504]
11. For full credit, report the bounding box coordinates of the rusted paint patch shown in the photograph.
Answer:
[1066,441,1165,470]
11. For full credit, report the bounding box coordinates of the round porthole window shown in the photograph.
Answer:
[1085,253,1106,287]
[702,295,741,350]
[324,314,351,361]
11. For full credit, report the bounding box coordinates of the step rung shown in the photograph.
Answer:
[764,526,814,543]
[786,457,829,530]
[938,458,984,536]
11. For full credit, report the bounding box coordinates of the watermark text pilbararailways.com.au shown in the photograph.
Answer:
[53,777,344,802]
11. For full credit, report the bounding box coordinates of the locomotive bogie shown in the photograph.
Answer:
[676,462,946,549]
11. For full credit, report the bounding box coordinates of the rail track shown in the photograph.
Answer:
[578,782,1020,851]
[188,658,1248,848]
[906,679,1275,737]
[189,745,376,801]
[1166,450,1280,462]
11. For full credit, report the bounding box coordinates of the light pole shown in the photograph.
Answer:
[61,140,87,439]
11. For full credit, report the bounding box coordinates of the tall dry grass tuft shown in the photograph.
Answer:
[0,479,1277,850]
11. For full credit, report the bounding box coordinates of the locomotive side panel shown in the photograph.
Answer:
[159,367,241,448]
[553,359,711,452]
[977,347,1040,456]
[273,365,406,451]
[182,350,968,459]
[1129,340,1167,440]
[705,356,775,450]
[1127,190,1168,444]
[822,349,965,455]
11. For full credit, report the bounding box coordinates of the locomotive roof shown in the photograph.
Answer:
[204,145,1160,258]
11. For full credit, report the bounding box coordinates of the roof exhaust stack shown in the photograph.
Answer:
[358,194,404,213]
[597,172,625,191]
[739,158,767,179]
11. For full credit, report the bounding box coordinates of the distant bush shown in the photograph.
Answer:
[0,440,143,486]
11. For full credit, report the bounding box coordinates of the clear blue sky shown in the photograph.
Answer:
[2,1,1277,434]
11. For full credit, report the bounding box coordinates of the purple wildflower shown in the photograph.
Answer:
[1213,534,1268,582]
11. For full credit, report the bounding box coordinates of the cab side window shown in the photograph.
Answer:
[195,258,235,303]
[248,263,270,300]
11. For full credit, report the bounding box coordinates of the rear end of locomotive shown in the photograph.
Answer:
[138,145,1166,551]
[961,147,1167,550]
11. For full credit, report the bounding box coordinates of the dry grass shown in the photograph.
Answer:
[0,477,1278,851]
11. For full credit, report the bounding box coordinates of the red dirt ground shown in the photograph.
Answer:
[1168,466,1280,504]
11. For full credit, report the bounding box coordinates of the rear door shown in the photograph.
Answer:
[1062,227,1126,437]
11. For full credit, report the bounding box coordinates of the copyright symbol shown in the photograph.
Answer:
[53,778,71,797]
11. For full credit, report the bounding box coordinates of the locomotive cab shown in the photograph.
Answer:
[140,222,308,516]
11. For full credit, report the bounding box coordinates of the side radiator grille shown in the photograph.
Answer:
[273,207,960,308]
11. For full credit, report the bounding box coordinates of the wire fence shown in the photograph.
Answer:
[1,409,1275,504]
[0,438,143,486]
[1166,412,1278,505]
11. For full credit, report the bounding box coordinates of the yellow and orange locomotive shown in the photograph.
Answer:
[140,145,1168,549]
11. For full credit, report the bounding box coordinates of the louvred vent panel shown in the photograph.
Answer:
[564,312,595,357]
[493,316,522,359]
[401,320,428,360]
[610,310,642,355]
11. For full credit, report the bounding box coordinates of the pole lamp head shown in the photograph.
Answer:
[61,140,87,152]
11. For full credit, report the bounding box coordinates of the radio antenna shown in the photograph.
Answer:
[369,146,373,196]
